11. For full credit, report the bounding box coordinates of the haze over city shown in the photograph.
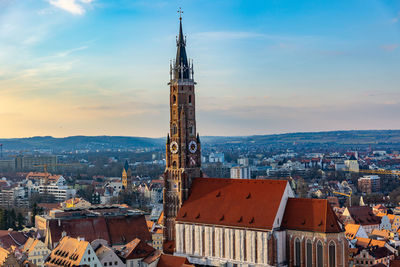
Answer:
[1,0,399,138]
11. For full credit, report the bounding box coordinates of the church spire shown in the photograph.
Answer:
[173,9,190,80]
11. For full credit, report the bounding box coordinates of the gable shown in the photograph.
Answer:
[282,198,342,233]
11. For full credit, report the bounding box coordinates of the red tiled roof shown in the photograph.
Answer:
[282,198,342,233]
[347,206,381,225]
[0,231,29,249]
[106,215,151,245]
[176,178,288,230]
[48,214,151,247]
[119,238,155,260]
[157,254,194,267]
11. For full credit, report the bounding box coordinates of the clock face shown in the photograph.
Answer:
[188,140,197,153]
[170,141,179,154]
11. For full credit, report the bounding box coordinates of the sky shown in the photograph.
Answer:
[0,0,399,138]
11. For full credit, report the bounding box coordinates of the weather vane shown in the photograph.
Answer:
[177,7,183,20]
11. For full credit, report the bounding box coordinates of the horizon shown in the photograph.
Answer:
[1,0,399,138]
[1,128,400,140]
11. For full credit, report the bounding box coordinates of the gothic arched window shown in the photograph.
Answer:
[329,241,336,267]
[317,240,323,267]
[306,239,312,267]
[188,95,192,104]
[173,95,177,104]
[295,238,301,267]
[172,123,177,136]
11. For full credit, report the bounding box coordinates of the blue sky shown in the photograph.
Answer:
[0,0,399,138]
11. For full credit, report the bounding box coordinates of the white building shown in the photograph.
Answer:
[22,238,51,267]
[95,245,125,267]
[237,157,249,166]
[230,166,251,179]
[38,185,76,202]
[209,153,225,163]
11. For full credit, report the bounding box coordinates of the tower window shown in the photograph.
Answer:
[173,95,177,104]
[172,123,177,135]
[188,95,192,104]
[172,161,177,169]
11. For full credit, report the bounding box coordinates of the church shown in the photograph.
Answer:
[163,14,348,267]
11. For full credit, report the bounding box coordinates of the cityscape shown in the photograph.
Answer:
[1,1,400,267]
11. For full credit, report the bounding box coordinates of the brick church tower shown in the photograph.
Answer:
[163,15,202,248]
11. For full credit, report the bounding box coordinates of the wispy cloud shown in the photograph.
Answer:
[49,0,94,15]
[56,46,88,57]
[381,44,399,52]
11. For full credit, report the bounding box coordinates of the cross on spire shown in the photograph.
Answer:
[177,7,183,21]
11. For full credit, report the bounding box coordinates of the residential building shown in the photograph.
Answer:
[117,238,155,267]
[16,155,57,172]
[45,236,101,267]
[345,155,359,172]
[95,244,124,267]
[230,166,251,179]
[209,153,224,163]
[358,175,381,194]
[0,246,20,266]
[345,224,368,240]
[37,184,76,202]
[342,206,381,233]
[22,237,51,267]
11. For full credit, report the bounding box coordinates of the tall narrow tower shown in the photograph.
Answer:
[163,14,202,248]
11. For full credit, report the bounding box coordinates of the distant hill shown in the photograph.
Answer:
[201,130,400,145]
[1,130,400,152]
[0,136,163,152]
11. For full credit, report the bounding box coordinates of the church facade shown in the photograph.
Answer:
[163,17,348,267]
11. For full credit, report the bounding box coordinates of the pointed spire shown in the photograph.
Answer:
[166,133,170,144]
[197,133,201,144]
[124,160,130,172]
[174,14,190,80]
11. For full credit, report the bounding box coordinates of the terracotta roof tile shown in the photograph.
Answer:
[176,178,288,230]
[118,238,155,260]
[282,198,342,233]
[157,254,194,267]
[346,206,381,226]
[45,236,89,267]
[345,224,361,239]
[48,214,151,247]
[0,247,10,265]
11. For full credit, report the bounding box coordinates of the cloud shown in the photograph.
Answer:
[381,44,399,52]
[49,0,94,15]
[56,46,88,57]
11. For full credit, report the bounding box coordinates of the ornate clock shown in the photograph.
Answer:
[170,141,179,154]
[188,140,197,153]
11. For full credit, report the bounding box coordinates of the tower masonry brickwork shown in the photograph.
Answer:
[163,17,202,246]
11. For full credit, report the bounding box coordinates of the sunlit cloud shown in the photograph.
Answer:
[48,0,94,15]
